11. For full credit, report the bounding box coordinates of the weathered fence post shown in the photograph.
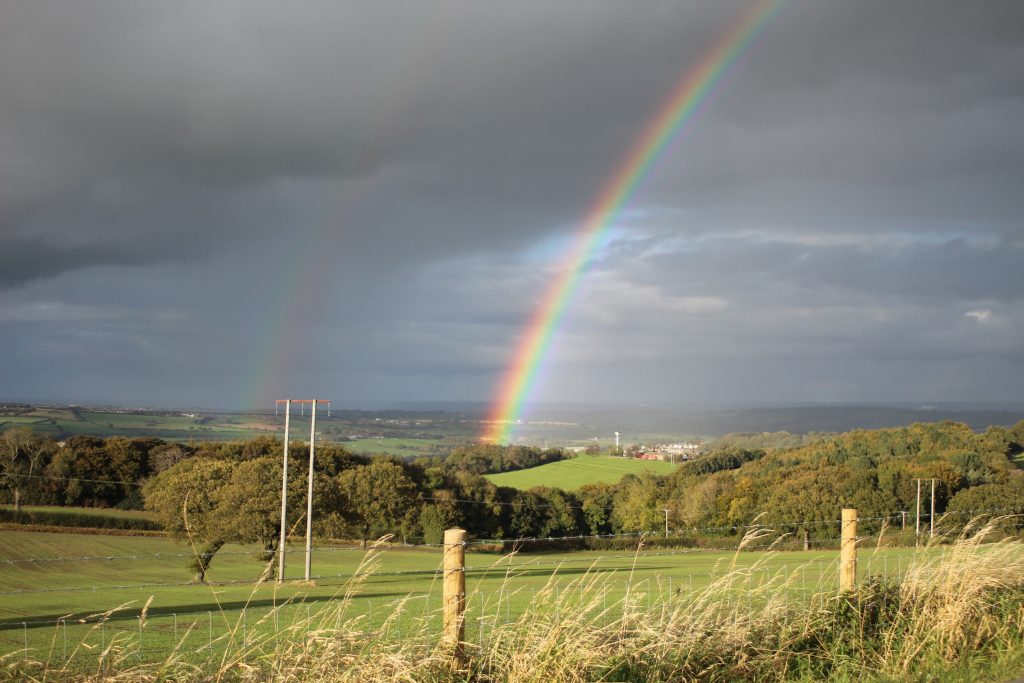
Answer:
[443,528,467,669]
[840,508,857,592]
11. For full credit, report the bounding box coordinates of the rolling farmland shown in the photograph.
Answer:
[0,406,474,453]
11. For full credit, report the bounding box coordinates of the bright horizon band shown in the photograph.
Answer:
[483,0,784,444]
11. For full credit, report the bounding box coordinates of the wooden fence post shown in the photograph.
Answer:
[443,528,467,668]
[840,508,857,592]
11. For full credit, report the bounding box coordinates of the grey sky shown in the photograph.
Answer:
[1,0,1022,410]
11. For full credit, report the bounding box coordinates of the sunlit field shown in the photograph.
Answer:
[0,528,957,673]
[485,454,677,490]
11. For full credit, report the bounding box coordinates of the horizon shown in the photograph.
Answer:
[5,397,1024,417]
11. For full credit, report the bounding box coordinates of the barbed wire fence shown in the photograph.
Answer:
[1,505,1022,672]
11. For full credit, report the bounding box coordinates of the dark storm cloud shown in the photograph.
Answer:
[0,0,722,283]
[1,0,1023,407]
[0,238,148,288]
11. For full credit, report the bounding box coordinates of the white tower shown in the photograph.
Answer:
[614,431,620,449]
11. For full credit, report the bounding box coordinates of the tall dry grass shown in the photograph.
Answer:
[4,520,1024,682]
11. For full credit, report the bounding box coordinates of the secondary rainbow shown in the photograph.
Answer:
[483,0,784,443]
[240,13,452,408]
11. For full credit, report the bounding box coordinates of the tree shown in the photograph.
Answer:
[672,474,726,530]
[104,437,149,509]
[149,443,191,473]
[47,436,113,506]
[0,429,53,511]
[766,467,843,541]
[502,487,585,539]
[578,482,615,535]
[946,481,1024,532]
[612,474,665,533]
[725,477,757,527]
[143,457,237,581]
[419,501,456,545]
[448,471,509,538]
[1008,420,1024,457]
[532,487,581,537]
[336,461,419,545]
[209,458,286,575]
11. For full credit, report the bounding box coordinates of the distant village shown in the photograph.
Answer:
[629,441,703,462]
[568,439,704,463]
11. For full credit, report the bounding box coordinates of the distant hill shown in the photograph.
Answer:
[485,454,675,491]
[707,431,832,450]
[662,405,1024,435]
[515,404,1024,441]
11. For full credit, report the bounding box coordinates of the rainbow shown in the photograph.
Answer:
[483,0,784,443]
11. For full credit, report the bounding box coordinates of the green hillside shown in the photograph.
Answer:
[485,454,676,490]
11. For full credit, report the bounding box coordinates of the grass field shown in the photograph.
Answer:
[485,454,677,490]
[0,408,477,454]
[0,408,276,441]
[2,506,156,521]
[344,437,449,457]
[0,528,930,672]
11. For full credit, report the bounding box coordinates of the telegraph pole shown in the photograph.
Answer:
[275,400,291,583]
[915,479,922,541]
[930,478,936,539]
[275,399,330,583]
[663,509,670,539]
[305,399,318,581]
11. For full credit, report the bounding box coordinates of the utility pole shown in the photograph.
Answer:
[276,398,330,583]
[305,399,318,581]
[930,478,936,539]
[275,399,291,583]
[900,510,907,532]
[915,479,922,541]
[663,509,670,538]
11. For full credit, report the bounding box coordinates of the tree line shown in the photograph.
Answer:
[3,421,1024,580]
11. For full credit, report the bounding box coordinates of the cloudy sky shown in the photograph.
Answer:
[2,0,1023,411]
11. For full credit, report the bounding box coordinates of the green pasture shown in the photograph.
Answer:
[0,410,470,453]
[1,505,156,521]
[486,455,677,490]
[0,410,271,441]
[0,529,934,670]
[344,437,448,457]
